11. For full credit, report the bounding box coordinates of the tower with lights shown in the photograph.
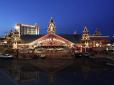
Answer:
[93,28,101,36]
[47,17,56,34]
[81,26,90,48]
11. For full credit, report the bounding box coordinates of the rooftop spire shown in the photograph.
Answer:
[47,17,56,34]
[94,28,101,36]
[50,17,54,23]
[83,26,89,33]
[81,26,90,41]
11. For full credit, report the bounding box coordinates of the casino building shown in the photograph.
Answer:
[15,23,39,37]
[12,18,77,56]
[12,18,109,53]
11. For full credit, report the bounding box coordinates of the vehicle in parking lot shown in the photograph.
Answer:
[39,54,46,59]
[0,53,13,59]
[74,52,83,58]
[83,52,90,57]
[74,52,91,58]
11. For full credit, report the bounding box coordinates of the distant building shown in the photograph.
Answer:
[81,27,109,49]
[15,23,39,36]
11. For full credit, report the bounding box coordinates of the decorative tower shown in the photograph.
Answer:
[81,26,90,48]
[93,28,102,47]
[93,28,101,36]
[47,17,56,34]
[81,26,90,41]
[12,30,20,49]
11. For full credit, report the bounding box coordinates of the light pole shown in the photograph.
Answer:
[84,45,86,53]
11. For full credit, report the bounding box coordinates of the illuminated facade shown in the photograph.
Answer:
[15,23,39,36]
[12,18,109,53]
[81,27,109,48]
[17,18,74,50]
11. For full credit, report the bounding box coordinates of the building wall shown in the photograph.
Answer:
[90,36,109,48]
[15,24,39,36]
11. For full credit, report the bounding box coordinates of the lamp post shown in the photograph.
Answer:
[84,45,87,53]
[16,48,19,59]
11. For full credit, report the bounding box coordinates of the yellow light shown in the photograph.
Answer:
[96,43,99,47]
[15,25,20,30]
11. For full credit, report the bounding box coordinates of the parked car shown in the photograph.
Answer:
[83,52,90,57]
[0,53,13,59]
[74,52,83,58]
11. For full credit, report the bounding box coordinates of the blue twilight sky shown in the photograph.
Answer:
[0,0,114,36]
